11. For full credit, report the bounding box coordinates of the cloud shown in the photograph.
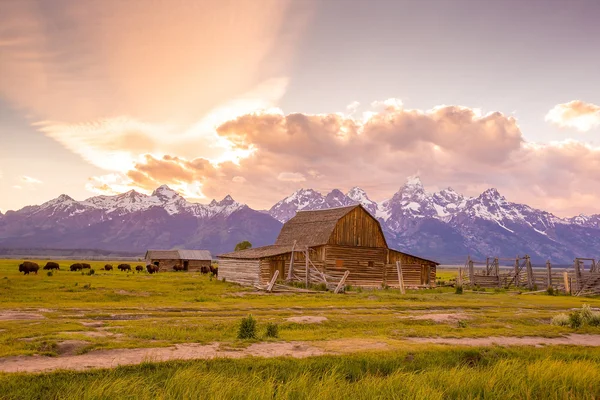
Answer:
[21,176,42,184]
[277,172,306,182]
[87,100,600,216]
[0,0,309,171]
[545,100,600,132]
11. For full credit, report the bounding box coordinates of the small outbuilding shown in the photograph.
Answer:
[145,249,212,272]
[218,204,438,288]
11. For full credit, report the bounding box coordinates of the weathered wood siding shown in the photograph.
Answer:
[383,263,436,287]
[259,248,325,285]
[321,245,386,287]
[185,260,211,272]
[328,207,387,248]
[218,259,261,286]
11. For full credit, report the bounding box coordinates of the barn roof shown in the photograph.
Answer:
[145,250,179,260]
[274,204,360,247]
[219,245,293,260]
[145,249,212,261]
[177,250,212,261]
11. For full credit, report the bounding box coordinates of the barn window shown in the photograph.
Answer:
[368,261,374,269]
[336,259,344,268]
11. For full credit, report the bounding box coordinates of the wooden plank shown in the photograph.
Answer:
[396,261,405,294]
[266,270,279,292]
[563,271,570,294]
[305,249,309,288]
[334,270,350,294]
[287,240,296,281]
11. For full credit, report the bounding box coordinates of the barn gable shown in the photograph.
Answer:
[328,205,387,248]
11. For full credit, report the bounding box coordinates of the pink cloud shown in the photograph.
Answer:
[545,100,600,132]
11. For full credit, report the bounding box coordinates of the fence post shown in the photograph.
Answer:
[468,256,474,287]
[458,267,463,287]
[563,271,570,295]
[546,260,552,290]
[514,256,520,288]
[396,261,405,295]
[525,255,534,290]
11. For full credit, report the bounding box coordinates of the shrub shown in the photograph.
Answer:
[547,287,555,296]
[455,285,463,295]
[265,323,279,338]
[551,313,570,326]
[238,315,257,339]
[569,311,582,329]
[580,304,600,327]
[83,283,92,290]
[87,269,95,276]
[457,320,468,328]
[47,271,53,277]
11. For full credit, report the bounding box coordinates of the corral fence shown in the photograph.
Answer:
[460,255,600,296]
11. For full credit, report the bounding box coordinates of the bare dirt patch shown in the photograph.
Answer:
[0,341,324,373]
[0,311,45,321]
[408,334,600,347]
[286,316,328,324]
[318,338,389,353]
[408,313,469,323]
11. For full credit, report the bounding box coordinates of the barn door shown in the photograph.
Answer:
[270,260,284,279]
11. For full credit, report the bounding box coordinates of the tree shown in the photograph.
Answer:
[235,240,252,251]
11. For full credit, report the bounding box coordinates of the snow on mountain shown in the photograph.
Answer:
[1,179,599,263]
[346,187,377,215]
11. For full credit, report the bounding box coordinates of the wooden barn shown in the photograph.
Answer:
[218,205,438,288]
[145,249,212,272]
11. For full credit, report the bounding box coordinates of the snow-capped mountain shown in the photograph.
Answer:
[267,177,600,263]
[1,179,599,263]
[0,186,278,255]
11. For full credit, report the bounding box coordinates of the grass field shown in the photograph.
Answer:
[1,259,600,398]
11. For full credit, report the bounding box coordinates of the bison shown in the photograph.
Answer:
[117,264,131,271]
[200,266,209,274]
[146,265,159,274]
[43,262,60,270]
[81,263,91,269]
[135,265,144,272]
[210,265,218,277]
[173,265,184,272]
[70,263,83,271]
[104,264,113,271]
[19,261,39,275]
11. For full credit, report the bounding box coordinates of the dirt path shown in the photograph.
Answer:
[407,334,600,347]
[2,334,600,373]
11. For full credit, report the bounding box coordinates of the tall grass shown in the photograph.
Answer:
[1,348,600,399]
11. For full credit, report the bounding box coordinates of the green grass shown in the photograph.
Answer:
[1,346,600,399]
[1,259,600,357]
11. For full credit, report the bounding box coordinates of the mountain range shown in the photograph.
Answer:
[0,178,598,263]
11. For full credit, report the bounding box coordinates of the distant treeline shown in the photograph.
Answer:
[0,248,142,261]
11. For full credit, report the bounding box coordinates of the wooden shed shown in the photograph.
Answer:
[218,205,438,288]
[145,249,212,272]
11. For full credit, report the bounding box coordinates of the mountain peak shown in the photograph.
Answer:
[56,194,75,202]
[479,188,505,201]
[217,194,237,206]
[152,185,178,198]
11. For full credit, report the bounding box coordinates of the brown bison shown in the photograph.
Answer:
[210,265,218,277]
[43,262,60,270]
[19,261,39,275]
[70,263,83,271]
[173,265,184,272]
[146,265,159,274]
[135,265,144,272]
[117,264,131,271]
[200,266,209,274]
[81,263,91,269]
[104,264,113,271]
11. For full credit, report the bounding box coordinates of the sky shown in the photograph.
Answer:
[0,0,599,217]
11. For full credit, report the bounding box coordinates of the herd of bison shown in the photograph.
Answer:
[17,261,217,276]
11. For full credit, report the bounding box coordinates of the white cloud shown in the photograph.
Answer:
[21,176,42,184]
[545,100,600,132]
